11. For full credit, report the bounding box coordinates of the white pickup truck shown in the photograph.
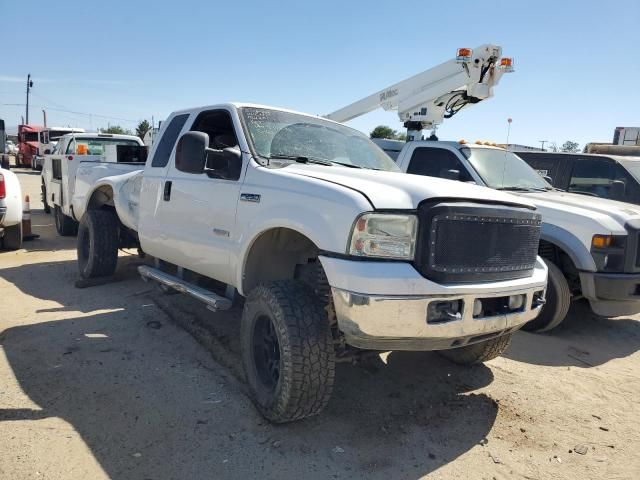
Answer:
[73,103,547,422]
[0,165,23,250]
[385,139,640,331]
[41,133,146,235]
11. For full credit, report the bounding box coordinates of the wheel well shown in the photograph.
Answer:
[538,239,581,293]
[243,228,319,294]
[87,186,115,211]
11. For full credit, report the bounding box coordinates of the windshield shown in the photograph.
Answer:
[67,138,140,155]
[462,147,551,190]
[617,159,640,183]
[240,107,400,172]
[24,132,39,142]
[49,129,77,140]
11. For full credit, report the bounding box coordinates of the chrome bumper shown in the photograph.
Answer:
[332,286,546,351]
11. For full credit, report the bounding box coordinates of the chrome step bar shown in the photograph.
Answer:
[138,265,232,311]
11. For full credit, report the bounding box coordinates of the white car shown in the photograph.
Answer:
[72,103,547,423]
[0,166,22,250]
[6,140,18,155]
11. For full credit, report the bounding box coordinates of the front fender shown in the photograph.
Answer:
[540,222,596,271]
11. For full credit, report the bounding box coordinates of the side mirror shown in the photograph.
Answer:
[176,131,209,174]
[44,149,51,155]
[440,169,460,181]
[543,175,553,184]
[205,147,242,180]
[610,180,626,199]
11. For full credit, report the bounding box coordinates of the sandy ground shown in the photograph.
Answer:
[1,167,639,480]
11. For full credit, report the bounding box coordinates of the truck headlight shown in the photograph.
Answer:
[348,213,417,260]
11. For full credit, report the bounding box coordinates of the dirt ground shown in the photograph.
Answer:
[1,167,639,480]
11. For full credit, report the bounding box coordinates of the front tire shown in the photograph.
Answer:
[77,209,119,279]
[54,205,78,236]
[438,333,512,365]
[2,223,23,250]
[521,259,570,332]
[241,280,335,423]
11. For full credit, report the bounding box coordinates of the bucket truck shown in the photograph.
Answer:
[325,44,514,141]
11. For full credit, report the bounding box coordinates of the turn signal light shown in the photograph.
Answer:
[592,235,613,249]
[0,173,5,199]
[459,139,467,144]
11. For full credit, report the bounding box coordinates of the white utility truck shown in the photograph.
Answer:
[73,103,547,422]
[32,127,85,171]
[327,43,640,330]
[0,164,23,250]
[41,132,146,235]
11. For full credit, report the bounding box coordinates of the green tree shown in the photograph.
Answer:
[560,140,580,153]
[99,125,132,135]
[136,120,151,140]
[370,125,406,140]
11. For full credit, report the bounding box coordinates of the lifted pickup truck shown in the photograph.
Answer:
[41,133,146,235]
[388,139,640,330]
[74,104,547,422]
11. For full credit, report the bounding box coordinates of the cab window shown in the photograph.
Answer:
[569,158,625,199]
[407,147,472,181]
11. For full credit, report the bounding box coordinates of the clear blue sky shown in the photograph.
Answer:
[2,0,638,149]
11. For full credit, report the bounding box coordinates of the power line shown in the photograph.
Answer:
[0,101,139,124]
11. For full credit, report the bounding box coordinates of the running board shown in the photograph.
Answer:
[138,265,232,311]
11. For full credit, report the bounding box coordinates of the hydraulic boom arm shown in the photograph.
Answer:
[325,44,513,141]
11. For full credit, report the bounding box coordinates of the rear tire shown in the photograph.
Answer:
[2,223,23,250]
[438,333,512,365]
[521,259,570,332]
[54,205,78,236]
[77,209,119,279]
[241,280,335,423]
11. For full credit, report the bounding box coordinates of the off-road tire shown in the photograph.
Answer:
[521,259,570,332]
[2,223,23,250]
[54,205,78,236]
[241,280,335,423]
[42,182,51,214]
[77,209,119,279]
[438,333,513,365]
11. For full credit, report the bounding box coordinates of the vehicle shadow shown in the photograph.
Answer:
[0,257,150,313]
[504,300,640,368]
[1,279,498,480]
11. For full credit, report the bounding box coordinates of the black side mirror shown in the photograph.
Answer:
[44,149,51,155]
[543,175,553,184]
[176,131,209,174]
[440,169,460,181]
[610,180,626,199]
[205,147,242,180]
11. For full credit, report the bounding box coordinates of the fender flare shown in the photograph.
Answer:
[540,222,596,271]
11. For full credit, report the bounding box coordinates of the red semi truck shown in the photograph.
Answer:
[16,124,43,168]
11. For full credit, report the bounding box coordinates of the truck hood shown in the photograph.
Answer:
[283,164,535,210]
[520,190,640,230]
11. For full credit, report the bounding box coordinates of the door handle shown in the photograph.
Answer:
[163,181,172,201]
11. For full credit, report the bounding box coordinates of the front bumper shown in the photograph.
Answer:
[322,256,548,351]
[580,271,640,317]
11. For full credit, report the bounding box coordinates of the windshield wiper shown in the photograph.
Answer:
[495,186,536,192]
[267,154,333,166]
[267,155,363,168]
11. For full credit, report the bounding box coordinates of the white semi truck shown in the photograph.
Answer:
[71,101,547,422]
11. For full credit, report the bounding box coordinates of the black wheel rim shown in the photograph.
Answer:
[252,315,281,392]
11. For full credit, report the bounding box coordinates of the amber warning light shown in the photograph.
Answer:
[499,57,514,72]
[456,48,473,62]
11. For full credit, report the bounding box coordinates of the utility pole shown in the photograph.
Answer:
[539,140,547,151]
[25,74,34,124]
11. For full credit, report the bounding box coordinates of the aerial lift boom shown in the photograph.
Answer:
[325,44,514,141]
